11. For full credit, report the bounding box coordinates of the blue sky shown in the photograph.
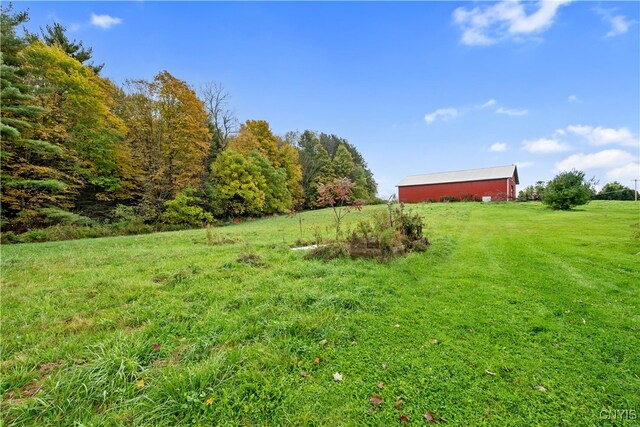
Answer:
[19,1,640,197]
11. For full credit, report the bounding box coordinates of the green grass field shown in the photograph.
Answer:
[1,201,639,426]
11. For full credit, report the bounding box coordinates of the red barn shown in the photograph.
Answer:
[397,165,519,203]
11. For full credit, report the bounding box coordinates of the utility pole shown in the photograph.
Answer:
[634,179,638,202]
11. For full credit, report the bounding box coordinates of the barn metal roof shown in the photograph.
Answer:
[397,165,519,187]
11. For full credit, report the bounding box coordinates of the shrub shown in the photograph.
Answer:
[162,188,213,227]
[0,231,18,244]
[304,243,349,261]
[38,207,95,227]
[316,177,364,241]
[112,205,140,223]
[348,202,428,262]
[542,170,596,210]
[440,196,460,202]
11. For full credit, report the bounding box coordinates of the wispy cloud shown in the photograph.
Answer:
[496,107,528,116]
[424,99,528,124]
[522,138,570,153]
[595,8,635,38]
[515,161,534,168]
[555,149,635,171]
[568,94,578,103]
[452,0,572,46]
[91,13,122,29]
[566,125,638,147]
[480,99,497,109]
[424,108,458,124]
[489,142,508,152]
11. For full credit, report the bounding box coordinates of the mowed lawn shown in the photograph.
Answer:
[1,201,639,426]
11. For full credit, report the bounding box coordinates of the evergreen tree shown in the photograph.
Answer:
[37,22,104,74]
[296,130,339,207]
[0,6,71,229]
[309,142,335,207]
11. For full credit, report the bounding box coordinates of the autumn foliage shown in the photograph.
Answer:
[0,5,377,237]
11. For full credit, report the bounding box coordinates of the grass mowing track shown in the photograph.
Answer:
[1,201,639,425]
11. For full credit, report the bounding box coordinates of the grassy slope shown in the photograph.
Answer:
[1,201,639,426]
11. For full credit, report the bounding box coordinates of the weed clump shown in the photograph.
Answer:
[304,243,349,261]
[206,225,239,246]
[236,245,263,266]
[348,202,428,262]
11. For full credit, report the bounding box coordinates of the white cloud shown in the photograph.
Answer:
[91,13,122,29]
[452,0,572,46]
[515,161,534,168]
[490,142,508,152]
[568,94,578,102]
[566,125,639,147]
[424,108,458,124]
[606,163,640,181]
[555,149,635,171]
[522,138,570,153]
[496,107,528,116]
[596,9,634,38]
[480,99,497,109]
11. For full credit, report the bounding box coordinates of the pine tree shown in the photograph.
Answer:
[0,6,72,229]
[309,142,335,207]
[37,22,104,74]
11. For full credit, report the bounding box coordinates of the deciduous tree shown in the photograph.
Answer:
[123,71,211,219]
[316,177,363,240]
[595,182,637,201]
[333,144,355,179]
[228,120,281,167]
[199,81,237,160]
[207,149,266,217]
[21,42,134,212]
[249,151,291,214]
[542,170,595,210]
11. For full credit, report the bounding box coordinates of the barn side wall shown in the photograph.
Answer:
[398,178,513,203]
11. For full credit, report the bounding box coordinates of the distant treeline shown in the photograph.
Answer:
[0,5,377,235]
[518,180,638,201]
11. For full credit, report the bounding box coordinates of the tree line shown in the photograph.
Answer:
[518,179,638,202]
[0,5,377,234]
